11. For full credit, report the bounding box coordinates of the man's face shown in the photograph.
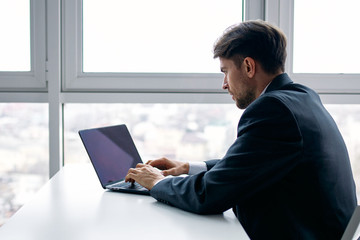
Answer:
[220,57,256,109]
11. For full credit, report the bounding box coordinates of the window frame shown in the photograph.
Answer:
[0,0,46,91]
[62,0,245,93]
[265,0,360,94]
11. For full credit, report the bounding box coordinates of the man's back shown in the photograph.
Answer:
[232,73,357,239]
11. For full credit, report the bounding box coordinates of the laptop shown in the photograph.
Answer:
[79,124,150,195]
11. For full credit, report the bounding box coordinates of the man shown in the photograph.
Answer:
[125,20,357,239]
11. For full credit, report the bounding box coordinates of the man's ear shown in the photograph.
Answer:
[243,57,256,78]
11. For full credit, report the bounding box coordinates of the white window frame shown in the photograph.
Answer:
[62,0,245,93]
[265,0,360,95]
[0,0,46,91]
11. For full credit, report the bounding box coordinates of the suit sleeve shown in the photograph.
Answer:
[150,96,303,214]
[204,159,220,170]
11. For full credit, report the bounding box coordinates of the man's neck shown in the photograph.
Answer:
[255,71,284,98]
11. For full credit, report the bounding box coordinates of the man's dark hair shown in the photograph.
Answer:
[213,20,287,74]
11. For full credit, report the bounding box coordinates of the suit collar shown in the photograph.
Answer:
[265,73,293,93]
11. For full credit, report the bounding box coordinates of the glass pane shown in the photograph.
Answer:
[0,103,48,226]
[82,0,242,73]
[64,104,242,164]
[0,0,31,71]
[293,0,360,73]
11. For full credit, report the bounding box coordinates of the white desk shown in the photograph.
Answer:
[0,165,249,240]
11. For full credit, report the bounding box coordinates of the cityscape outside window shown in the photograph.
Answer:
[0,103,48,226]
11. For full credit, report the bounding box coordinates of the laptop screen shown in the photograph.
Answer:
[79,125,143,188]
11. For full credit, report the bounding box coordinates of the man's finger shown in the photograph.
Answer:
[127,167,137,174]
[125,168,139,182]
[125,172,135,182]
[162,168,176,176]
[136,163,145,168]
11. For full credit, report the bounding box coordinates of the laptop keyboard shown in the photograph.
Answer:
[108,180,147,190]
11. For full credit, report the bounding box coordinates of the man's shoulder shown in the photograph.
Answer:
[246,92,293,115]
[238,93,299,134]
[254,82,319,112]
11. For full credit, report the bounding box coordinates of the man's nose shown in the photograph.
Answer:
[222,77,228,90]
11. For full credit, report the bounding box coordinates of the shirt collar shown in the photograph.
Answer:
[260,82,271,96]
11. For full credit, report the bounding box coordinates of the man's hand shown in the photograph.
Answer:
[125,164,165,190]
[146,157,189,176]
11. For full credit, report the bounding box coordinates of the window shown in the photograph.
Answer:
[0,103,48,226]
[83,0,241,74]
[293,0,360,74]
[0,0,46,90]
[267,0,360,94]
[63,0,243,91]
[2,0,359,227]
[0,0,30,72]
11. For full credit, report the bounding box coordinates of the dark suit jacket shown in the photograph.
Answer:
[150,73,357,239]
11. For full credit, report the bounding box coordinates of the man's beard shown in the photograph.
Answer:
[235,90,256,109]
